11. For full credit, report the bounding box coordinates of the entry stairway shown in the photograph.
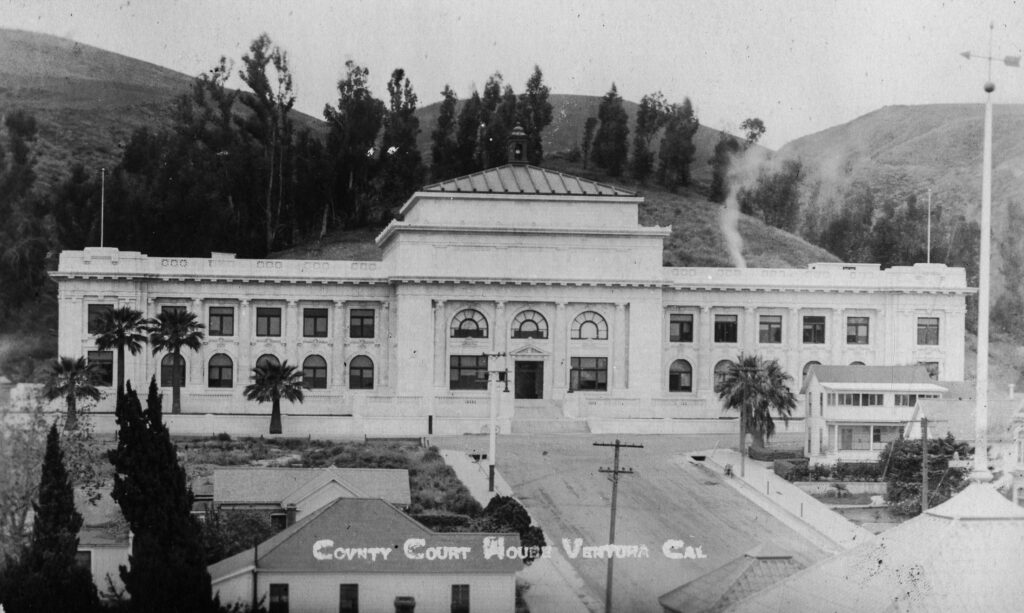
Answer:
[510,400,590,434]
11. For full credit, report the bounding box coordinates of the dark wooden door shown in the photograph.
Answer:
[515,361,543,399]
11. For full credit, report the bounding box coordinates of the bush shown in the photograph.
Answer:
[469,495,546,564]
[774,458,808,481]
[810,463,831,481]
[215,432,231,442]
[412,511,472,531]
[749,446,804,462]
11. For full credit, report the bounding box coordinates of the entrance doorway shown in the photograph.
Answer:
[514,361,543,399]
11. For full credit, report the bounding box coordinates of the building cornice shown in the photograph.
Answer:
[375,222,670,247]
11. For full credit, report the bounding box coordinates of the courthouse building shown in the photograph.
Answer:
[52,134,971,438]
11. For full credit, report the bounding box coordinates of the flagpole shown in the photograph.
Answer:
[100,167,106,248]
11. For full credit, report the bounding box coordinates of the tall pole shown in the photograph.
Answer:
[488,365,497,492]
[100,167,106,247]
[594,440,643,613]
[926,189,932,263]
[921,417,929,511]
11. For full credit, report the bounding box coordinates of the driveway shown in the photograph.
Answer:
[432,433,827,613]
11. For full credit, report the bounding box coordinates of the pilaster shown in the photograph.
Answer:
[613,303,627,390]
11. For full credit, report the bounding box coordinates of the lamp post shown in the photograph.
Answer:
[484,351,508,492]
[961,28,1020,483]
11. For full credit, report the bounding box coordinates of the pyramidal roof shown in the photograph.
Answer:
[726,483,1024,612]
[422,164,636,197]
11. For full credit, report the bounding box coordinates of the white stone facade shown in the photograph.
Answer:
[52,165,970,437]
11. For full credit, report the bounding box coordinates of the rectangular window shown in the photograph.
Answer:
[350,309,375,339]
[74,550,92,572]
[87,304,112,334]
[839,426,871,451]
[570,357,608,391]
[339,584,358,613]
[669,314,693,342]
[846,316,869,344]
[256,307,282,337]
[87,351,113,386]
[450,355,488,390]
[269,584,289,613]
[803,316,826,344]
[270,513,287,531]
[714,315,738,343]
[161,305,187,316]
[303,308,329,338]
[758,315,782,343]
[919,361,940,380]
[873,426,901,445]
[917,317,939,345]
[451,584,470,613]
[208,307,234,336]
[836,393,883,406]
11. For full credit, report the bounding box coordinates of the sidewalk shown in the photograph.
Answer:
[440,450,595,613]
[688,449,874,554]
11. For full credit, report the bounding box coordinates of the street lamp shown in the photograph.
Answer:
[482,351,508,492]
[961,27,1020,483]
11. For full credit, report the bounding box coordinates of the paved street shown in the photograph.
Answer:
[432,433,828,613]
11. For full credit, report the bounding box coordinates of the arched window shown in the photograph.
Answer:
[160,354,186,388]
[255,354,280,370]
[512,310,549,339]
[208,354,233,388]
[714,360,734,388]
[302,355,327,389]
[802,361,821,384]
[571,311,608,340]
[850,361,865,366]
[349,356,374,390]
[669,360,693,392]
[451,309,488,338]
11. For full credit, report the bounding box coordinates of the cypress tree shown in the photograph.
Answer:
[455,90,484,174]
[108,380,213,613]
[0,425,99,613]
[518,66,553,165]
[430,85,459,181]
[592,84,630,177]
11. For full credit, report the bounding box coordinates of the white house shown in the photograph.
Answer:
[208,497,523,613]
[51,132,971,438]
[801,365,947,463]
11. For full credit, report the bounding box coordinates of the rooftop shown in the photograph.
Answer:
[212,467,411,507]
[421,164,636,197]
[801,364,946,394]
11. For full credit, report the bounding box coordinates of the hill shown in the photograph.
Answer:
[0,28,324,192]
[414,93,764,186]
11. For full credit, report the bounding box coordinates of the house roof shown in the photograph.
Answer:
[913,398,1022,440]
[658,544,805,613]
[75,488,128,547]
[725,484,1024,612]
[421,164,636,197]
[208,497,523,580]
[212,467,411,507]
[800,365,944,394]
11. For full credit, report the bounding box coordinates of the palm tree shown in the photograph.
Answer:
[147,310,205,414]
[243,361,304,434]
[714,353,797,477]
[94,306,148,402]
[43,356,101,430]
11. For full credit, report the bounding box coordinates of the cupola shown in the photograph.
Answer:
[507,124,528,164]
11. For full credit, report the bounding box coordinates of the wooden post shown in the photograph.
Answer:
[594,440,643,613]
[921,417,929,512]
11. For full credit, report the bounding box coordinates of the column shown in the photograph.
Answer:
[698,306,712,393]
[190,298,204,386]
[613,303,627,390]
[141,297,157,386]
[286,300,300,366]
[381,301,391,388]
[744,306,757,349]
[830,308,844,364]
[787,307,800,381]
[494,301,507,356]
[332,300,346,390]
[433,300,447,387]
[553,302,567,396]
[238,299,251,384]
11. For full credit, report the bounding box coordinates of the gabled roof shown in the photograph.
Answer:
[726,484,1024,612]
[75,488,128,547]
[208,497,523,580]
[800,365,943,394]
[422,164,636,197]
[658,544,805,613]
[213,467,411,507]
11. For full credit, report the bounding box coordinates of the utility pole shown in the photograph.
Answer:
[594,439,643,613]
[921,417,929,512]
[484,352,508,492]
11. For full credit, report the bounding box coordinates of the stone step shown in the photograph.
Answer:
[510,418,590,434]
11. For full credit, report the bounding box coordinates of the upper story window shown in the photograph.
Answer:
[714,315,737,343]
[802,316,825,344]
[87,304,112,335]
[759,315,782,343]
[846,316,869,345]
[87,350,113,386]
[512,310,548,339]
[917,317,939,345]
[571,311,608,340]
[668,360,693,392]
[451,585,470,613]
[350,309,375,339]
[303,308,328,338]
[835,393,883,406]
[669,314,693,342]
[256,307,282,337]
[208,307,234,336]
[451,309,488,338]
[895,393,940,407]
[161,305,187,316]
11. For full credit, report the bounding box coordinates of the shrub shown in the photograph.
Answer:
[215,432,231,442]
[810,463,831,481]
[411,511,472,531]
[774,458,808,481]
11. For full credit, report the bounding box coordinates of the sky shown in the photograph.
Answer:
[3,0,1024,148]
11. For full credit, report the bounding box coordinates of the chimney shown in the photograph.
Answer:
[285,504,297,526]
